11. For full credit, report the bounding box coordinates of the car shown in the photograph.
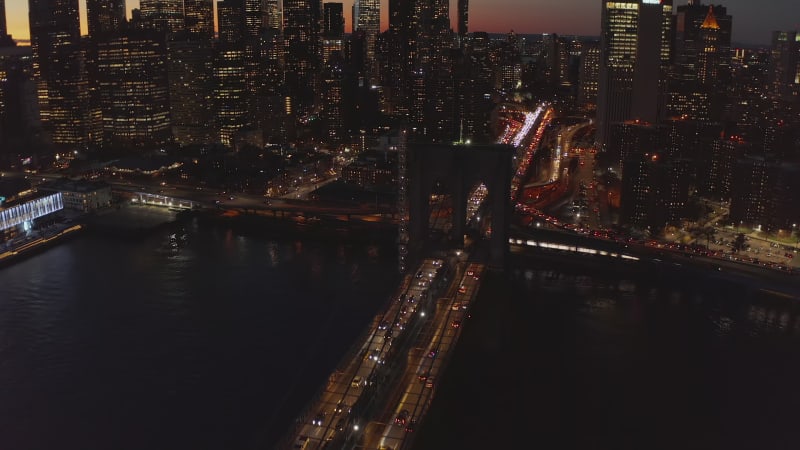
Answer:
[351,376,363,388]
[427,350,437,358]
[466,269,474,277]
[425,378,434,389]
[334,401,350,415]
[369,349,383,363]
[312,412,326,426]
[451,320,461,328]
[395,409,410,426]
[378,320,389,330]
[418,372,429,382]
[458,285,467,294]
[405,419,417,433]
[451,302,461,311]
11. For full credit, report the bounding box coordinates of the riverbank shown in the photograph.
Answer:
[0,224,84,269]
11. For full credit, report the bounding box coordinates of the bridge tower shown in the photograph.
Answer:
[408,142,515,270]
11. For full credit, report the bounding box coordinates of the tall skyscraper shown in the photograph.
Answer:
[323,3,344,38]
[215,0,248,146]
[771,30,799,101]
[168,37,213,146]
[596,0,673,146]
[283,0,322,116]
[354,0,379,77]
[29,0,90,148]
[457,0,468,41]
[322,3,344,66]
[265,0,281,31]
[579,40,600,107]
[668,2,731,122]
[0,0,16,45]
[244,0,269,38]
[183,0,214,37]
[139,0,184,33]
[95,30,171,147]
[87,0,126,37]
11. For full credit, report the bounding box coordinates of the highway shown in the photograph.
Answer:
[279,258,448,450]
[371,262,485,450]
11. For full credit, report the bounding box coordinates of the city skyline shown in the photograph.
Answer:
[3,0,798,45]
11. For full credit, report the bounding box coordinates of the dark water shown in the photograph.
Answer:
[0,218,399,450]
[415,264,800,450]
[3,220,800,450]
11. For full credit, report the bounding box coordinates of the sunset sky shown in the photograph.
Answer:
[4,0,798,45]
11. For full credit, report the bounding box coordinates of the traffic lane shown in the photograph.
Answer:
[378,266,482,448]
[285,259,447,449]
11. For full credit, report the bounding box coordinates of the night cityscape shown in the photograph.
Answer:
[1,0,799,449]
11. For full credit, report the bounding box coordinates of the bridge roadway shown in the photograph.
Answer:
[277,255,486,450]
[112,183,393,220]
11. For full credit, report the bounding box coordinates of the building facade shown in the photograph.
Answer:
[596,0,673,145]
[96,30,171,148]
[29,0,90,149]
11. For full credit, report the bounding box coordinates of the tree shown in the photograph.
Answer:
[732,233,748,253]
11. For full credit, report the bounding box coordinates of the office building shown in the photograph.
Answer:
[29,0,90,149]
[184,0,214,37]
[354,0,379,76]
[87,0,126,37]
[458,0,468,43]
[596,0,673,145]
[771,30,799,102]
[324,3,344,38]
[0,0,13,46]
[578,40,600,107]
[283,0,322,116]
[668,2,731,122]
[96,30,171,148]
[139,0,184,33]
[168,36,214,146]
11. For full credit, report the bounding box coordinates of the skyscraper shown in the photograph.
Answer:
[139,0,184,33]
[215,0,248,146]
[87,0,126,37]
[457,0,468,42]
[322,3,344,66]
[265,0,281,31]
[168,37,213,146]
[283,0,322,116]
[354,0,379,76]
[771,30,800,102]
[668,2,731,122]
[95,30,171,147]
[183,0,214,37]
[0,0,16,45]
[29,0,89,148]
[579,40,600,107]
[323,3,344,38]
[596,0,673,146]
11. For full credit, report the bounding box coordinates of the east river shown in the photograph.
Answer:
[1,217,798,450]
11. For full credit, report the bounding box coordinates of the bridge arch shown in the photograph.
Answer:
[408,143,515,270]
